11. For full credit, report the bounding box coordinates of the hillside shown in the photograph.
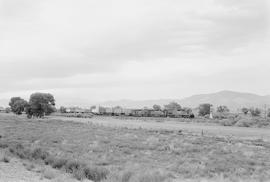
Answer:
[180,90,270,111]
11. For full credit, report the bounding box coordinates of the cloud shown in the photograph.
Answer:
[0,0,269,105]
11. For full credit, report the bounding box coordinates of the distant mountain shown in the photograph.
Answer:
[180,90,270,111]
[98,91,270,111]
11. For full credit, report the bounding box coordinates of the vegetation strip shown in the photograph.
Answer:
[1,143,108,182]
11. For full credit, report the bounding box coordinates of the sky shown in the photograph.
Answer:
[0,0,269,107]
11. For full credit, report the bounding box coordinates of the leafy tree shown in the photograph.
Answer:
[9,97,28,115]
[249,107,261,117]
[26,93,56,118]
[268,109,270,117]
[241,107,249,115]
[164,102,181,111]
[182,107,193,114]
[217,105,230,113]
[153,104,161,111]
[59,106,67,113]
[198,103,212,116]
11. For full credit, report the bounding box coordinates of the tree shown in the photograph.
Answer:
[9,97,28,115]
[268,109,270,118]
[241,108,249,115]
[217,105,230,113]
[164,102,181,111]
[153,104,161,111]
[182,107,193,114]
[249,107,261,117]
[26,93,56,118]
[198,103,212,116]
[59,106,67,113]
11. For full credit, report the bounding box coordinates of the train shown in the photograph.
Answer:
[91,106,195,118]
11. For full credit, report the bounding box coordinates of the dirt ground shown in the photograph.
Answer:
[52,115,270,140]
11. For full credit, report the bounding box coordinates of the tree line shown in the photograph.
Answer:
[9,93,56,118]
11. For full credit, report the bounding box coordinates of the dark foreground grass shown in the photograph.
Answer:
[1,114,270,182]
[4,143,108,181]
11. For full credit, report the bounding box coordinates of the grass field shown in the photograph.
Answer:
[52,115,270,141]
[1,114,270,182]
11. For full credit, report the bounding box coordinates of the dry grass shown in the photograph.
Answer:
[42,167,58,180]
[1,114,270,181]
[114,114,270,128]
[0,153,10,163]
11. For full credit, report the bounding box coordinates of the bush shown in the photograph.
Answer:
[65,160,84,174]
[9,143,30,159]
[213,112,227,119]
[83,166,109,181]
[42,168,57,179]
[8,143,109,181]
[0,154,10,163]
[51,158,68,169]
[31,148,49,160]
[220,119,236,126]
[235,119,254,127]
[250,108,261,117]
[217,105,230,113]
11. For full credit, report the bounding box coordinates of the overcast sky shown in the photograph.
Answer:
[0,0,269,106]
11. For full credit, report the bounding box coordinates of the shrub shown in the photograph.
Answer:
[44,156,56,165]
[220,119,236,126]
[4,142,109,182]
[217,105,230,113]
[9,143,30,159]
[83,166,109,181]
[3,156,10,163]
[42,168,57,179]
[241,108,249,115]
[0,154,10,163]
[51,158,68,169]
[213,112,227,119]
[235,119,254,127]
[250,108,261,117]
[31,148,49,160]
[65,160,85,174]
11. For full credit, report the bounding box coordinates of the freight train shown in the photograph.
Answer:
[91,106,195,118]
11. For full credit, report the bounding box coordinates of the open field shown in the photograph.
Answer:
[52,115,270,140]
[1,114,270,181]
